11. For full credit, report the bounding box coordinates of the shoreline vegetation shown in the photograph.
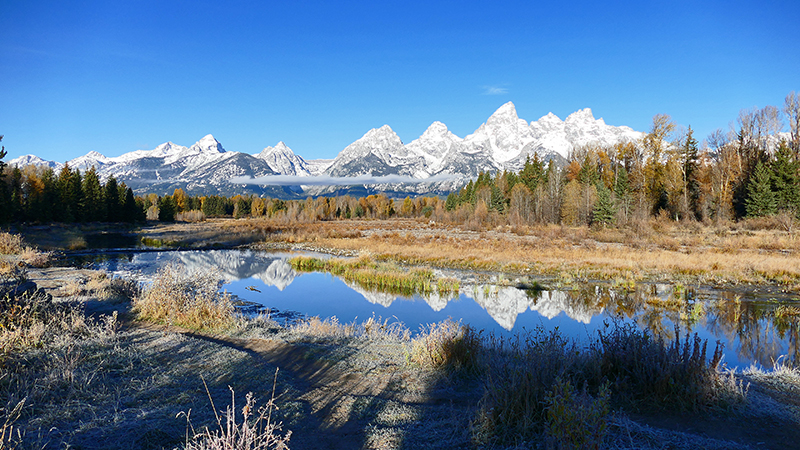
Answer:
[2,220,800,448]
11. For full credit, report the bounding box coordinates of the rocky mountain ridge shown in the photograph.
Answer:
[9,103,644,197]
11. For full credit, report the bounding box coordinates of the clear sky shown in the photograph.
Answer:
[2,0,798,162]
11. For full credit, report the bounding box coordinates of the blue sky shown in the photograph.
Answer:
[2,0,798,162]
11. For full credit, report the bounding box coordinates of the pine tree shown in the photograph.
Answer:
[103,176,121,222]
[39,168,58,223]
[519,155,545,192]
[56,164,82,222]
[578,154,599,186]
[592,182,616,226]
[8,167,23,221]
[158,196,176,222]
[745,161,777,217]
[82,166,103,222]
[445,192,458,211]
[682,127,700,217]
[771,142,800,213]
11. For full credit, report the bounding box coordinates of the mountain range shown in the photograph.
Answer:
[9,102,644,197]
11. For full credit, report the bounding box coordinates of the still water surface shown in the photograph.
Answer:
[82,249,800,370]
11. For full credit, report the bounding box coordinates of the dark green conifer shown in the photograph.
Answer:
[745,161,777,217]
[592,182,616,226]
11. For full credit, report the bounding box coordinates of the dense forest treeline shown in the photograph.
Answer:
[1,92,799,228]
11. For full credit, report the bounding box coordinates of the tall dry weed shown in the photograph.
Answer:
[183,374,291,450]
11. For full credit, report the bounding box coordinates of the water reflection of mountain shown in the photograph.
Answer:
[174,250,299,290]
[345,281,457,312]
[104,249,799,368]
[343,280,604,330]
[465,286,603,330]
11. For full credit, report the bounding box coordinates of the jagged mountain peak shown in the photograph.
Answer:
[191,134,226,153]
[255,141,310,176]
[421,121,458,140]
[490,101,519,118]
[565,108,596,124]
[364,124,398,138]
[353,125,404,149]
[537,112,562,123]
[258,141,295,158]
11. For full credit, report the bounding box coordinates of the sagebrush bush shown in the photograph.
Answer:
[0,233,25,255]
[133,264,235,333]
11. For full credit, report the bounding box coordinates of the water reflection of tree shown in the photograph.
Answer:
[705,297,798,368]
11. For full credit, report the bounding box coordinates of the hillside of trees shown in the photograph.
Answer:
[1,92,798,228]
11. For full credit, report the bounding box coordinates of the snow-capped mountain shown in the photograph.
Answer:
[255,142,312,176]
[320,102,643,185]
[325,125,420,177]
[8,154,63,170]
[8,103,645,196]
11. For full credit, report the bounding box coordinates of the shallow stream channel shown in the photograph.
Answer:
[68,248,799,370]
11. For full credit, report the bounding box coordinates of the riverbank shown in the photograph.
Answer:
[4,221,800,448]
[0,263,794,449]
[13,217,800,288]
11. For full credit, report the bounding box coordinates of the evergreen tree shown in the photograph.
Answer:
[745,161,777,217]
[158,196,176,222]
[39,168,58,223]
[682,127,701,217]
[82,166,103,222]
[592,182,615,226]
[578,155,599,185]
[56,164,82,222]
[120,186,140,222]
[771,142,800,213]
[8,167,23,221]
[519,155,545,192]
[445,192,458,211]
[103,176,121,222]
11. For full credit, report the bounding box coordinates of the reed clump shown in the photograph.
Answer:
[289,256,459,297]
[133,264,235,333]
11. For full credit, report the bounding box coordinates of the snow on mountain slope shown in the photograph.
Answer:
[325,125,422,177]
[462,102,537,163]
[305,159,334,176]
[9,103,648,196]
[405,121,462,177]
[9,154,63,170]
[255,142,312,176]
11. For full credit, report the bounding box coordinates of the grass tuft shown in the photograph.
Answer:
[408,319,481,372]
[133,264,235,333]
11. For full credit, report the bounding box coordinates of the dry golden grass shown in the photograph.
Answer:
[133,264,235,333]
[247,218,800,286]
